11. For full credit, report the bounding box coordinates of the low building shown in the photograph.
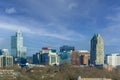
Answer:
[33,47,59,66]
[0,55,13,68]
[72,50,90,66]
[107,53,120,68]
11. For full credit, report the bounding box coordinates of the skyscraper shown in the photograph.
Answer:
[90,34,104,65]
[11,30,27,63]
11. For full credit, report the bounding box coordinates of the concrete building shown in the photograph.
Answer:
[107,53,120,68]
[49,52,59,66]
[90,34,104,65]
[0,55,13,68]
[11,30,27,63]
[72,50,90,66]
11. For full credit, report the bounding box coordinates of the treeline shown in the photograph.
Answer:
[12,63,120,80]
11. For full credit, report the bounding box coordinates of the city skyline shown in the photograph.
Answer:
[0,0,120,56]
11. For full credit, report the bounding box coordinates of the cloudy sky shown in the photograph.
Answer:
[0,0,120,56]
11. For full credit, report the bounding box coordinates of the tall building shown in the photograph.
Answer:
[72,50,90,66]
[11,30,27,63]
[107,53,120,68]
[60,45,75,52]
[90,34,104,65]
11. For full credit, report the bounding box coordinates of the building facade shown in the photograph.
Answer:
[72,50,90,66]
[33,47,59,66]
[11,30,27,63]
[0,55,13,68]
[90,34,104,65]
[58,45,75,65]
[60,45,75,52]
[59,52,72,64]
[107,54,120,68]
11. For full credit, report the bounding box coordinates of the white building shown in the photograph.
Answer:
[107,53,120,67]
[41,47,59,66]
[11,30,27,59]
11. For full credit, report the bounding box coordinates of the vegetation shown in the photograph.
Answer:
[1,63,120,80]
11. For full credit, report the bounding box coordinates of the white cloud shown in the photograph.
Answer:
[0,22,85,41]
[5,7,16,14]
[68,3,77,10]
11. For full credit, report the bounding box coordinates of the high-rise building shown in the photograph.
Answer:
[90,34,104,65]
[11,30,27,63]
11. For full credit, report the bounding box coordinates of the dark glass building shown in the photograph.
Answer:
[90,34,104,65]
[60,45,75,52]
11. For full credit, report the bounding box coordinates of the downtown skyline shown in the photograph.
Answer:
[0,0,120,56]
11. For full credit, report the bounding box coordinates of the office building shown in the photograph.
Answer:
[58,51,72,64]
[11,30,27,63]
[72,50,90,66]
[107,53,120,68]
[60,45,75,52]
[90,34,104,65]
[33,47,59,66]
[58,45,74,64]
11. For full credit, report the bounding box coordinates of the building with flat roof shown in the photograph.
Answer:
[33,47,59,66]
[107,53,120,68]
[0,55,13,68]
[60,45,75,52]
[72,50,90,66]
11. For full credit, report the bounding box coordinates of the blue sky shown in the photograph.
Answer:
[0,0,120,56]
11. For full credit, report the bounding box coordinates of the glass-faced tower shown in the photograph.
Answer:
[11,30,27,61]
[90,34,104,65]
